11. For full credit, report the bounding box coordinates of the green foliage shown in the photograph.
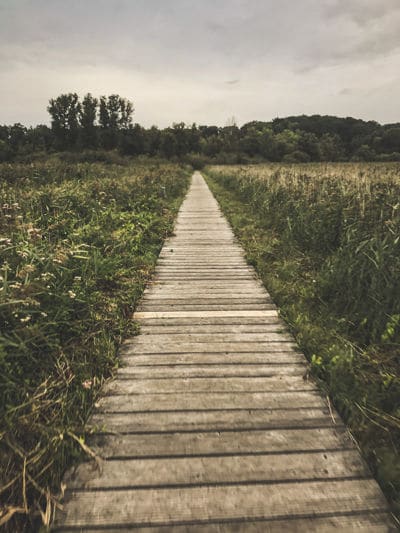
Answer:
[3,112,400,163]
[205,163,400,515]
[47,93,81,150]
[0,158,189,530]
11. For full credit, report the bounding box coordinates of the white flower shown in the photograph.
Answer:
[68,290,76,299]
[20,316,31,323]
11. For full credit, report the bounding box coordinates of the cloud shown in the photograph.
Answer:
[0,0,399,126]
[325,0,400,26]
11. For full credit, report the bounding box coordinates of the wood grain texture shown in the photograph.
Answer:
[55,172,394,530]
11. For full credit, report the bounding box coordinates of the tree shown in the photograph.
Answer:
[79,93,98,149]
[160,130,178,158]
[381,128,400,152]
[47,93,81,149]
[98,95,134,149]
[319,133,345,161]
[119,124,146,155]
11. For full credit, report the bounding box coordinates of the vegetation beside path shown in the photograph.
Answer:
[0,158,190,530]
[205,163,400,519]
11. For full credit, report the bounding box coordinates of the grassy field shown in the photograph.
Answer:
[205,163,400,516]
[0,158,190,530]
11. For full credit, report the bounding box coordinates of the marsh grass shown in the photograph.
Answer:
[0,158,190,530]
[206,163,400,517]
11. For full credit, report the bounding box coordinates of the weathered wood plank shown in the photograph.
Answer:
[138,323,285,333]
[121,342,297,354]
[97,391,323,412]
[65,450,367,490]
[89,407,334,433]
[103,376,317,394]
[54,480,390,528]
[119,353,304,365]
[88,427,353,458]
[136,317,282,326]
[137,304,276,311]
[56,514,396,532]
[134,310,278,319]
[116,365,306,378]
[131,333,293,344]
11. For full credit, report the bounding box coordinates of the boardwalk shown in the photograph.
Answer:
[55,173,395,531]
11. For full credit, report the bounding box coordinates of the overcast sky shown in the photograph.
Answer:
[1,0,399,127]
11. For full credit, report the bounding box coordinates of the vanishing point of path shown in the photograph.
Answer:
[55,173,395,531]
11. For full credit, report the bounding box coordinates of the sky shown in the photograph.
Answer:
[0,0,399,127]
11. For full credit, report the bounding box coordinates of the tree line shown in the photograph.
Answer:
[1,92,400,163]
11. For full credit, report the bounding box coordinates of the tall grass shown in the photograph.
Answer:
[0,159,189,530]
[206,162,400,515]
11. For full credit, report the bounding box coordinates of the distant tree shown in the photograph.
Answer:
[199,125,219,138]
[200,134,224,157]
[319,133,345,161]
[147,126,161,156]
[26,125,53,152]
[381,128,400,152]
[0,139,13,161]
[7,123,27,151]
[160,130,178,158]
[98,94,134,149]
[282,150,311,163]
[351,144,376,162]
[220,124,240,153]
[298,132,321,161]
[79,93,98,149]
[119,124,146,155]
[47,93,81,149]
[239,127,262,157]
[119,98,134,129]
[274,129,300,160]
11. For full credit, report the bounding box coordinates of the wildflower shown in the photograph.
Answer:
[9,282,22,289]
[74,276,82,282]
[17,250,29,259]
[82,379,92,390]
[41,272,54,281]
[20,316,31,323]
[18,264,36,278]
[68,290,76,299]
[27,227,42,240]
[40,312,48,317]
[0,238,12,246]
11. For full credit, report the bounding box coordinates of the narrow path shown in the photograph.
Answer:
[55,173,395,531]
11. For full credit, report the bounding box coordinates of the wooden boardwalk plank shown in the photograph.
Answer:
[87,428,353,458]
[96,391,325,412]
[56,480,390,529]
[55,172,394,531]
[65,450,368,490]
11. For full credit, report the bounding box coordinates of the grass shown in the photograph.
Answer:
[204,162,400,519]
[0,157,190,530]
